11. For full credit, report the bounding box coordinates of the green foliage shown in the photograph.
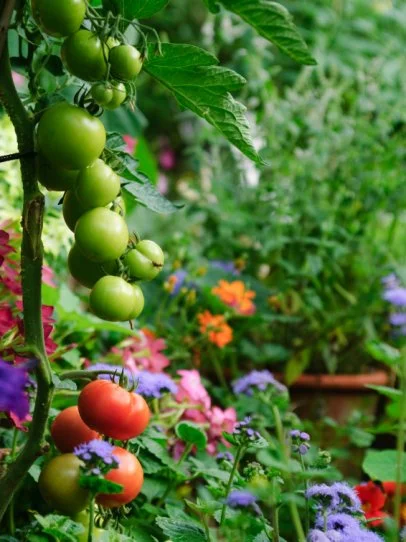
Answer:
[156,517,207,542]
[175,421,208,451]
[79,474,123,494]
[29,514,85,542]
[103,0,169,19]
[363,450,406,482]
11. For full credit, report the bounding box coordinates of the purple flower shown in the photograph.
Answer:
[382,273,400,289]
[383,287,406,307]
[308,531,331,542]
[389,313,406,326]
[316,513,360,533]
[216,452,234,462]
[170,270,188,296]
[232,370,287,396]
[233,417,261,442]
[226,490,261,514]
[330,482,361,512]
[136,371,177,398]
[342,533,383,542]
[301,432,310,441]
[210,260,240,276]
[74,439,119,472]
[290,429,301,438]
[307,483,361,513]
[0,359,33,419]
[291,428,311,456]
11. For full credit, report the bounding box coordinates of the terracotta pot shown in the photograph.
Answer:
[277,370,391,423]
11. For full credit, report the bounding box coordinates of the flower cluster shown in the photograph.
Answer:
[233,416,261,444]
[216,451,234,463]
[354,481,388,527]
[74,439,119,476]
[226,490,261,515]
[0,358,34,422]
[307,482,383,541]
[382,273,406,334]
[212,279,256,316]
[232,370,287,396]
[111,328,170,373]
[290,429,311,455]
[197,311,233,348]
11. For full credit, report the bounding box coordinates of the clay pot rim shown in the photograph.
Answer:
[275,370,390,391]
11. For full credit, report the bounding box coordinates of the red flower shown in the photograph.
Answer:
[355,481,389,527]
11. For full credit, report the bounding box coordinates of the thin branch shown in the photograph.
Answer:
[0,0,15,58]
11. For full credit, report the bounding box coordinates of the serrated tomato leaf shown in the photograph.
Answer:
[220,0,316,65]
[144,43,262,163]
[103,0,168,19]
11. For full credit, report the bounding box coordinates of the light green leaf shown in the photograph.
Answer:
[203,0,221,12]
[365,340,401,367]
[122,182,181,214]
[156,517,206,542]
[103,0,168,18]
[144,43,262,163]
[220,0,316,65]
[363,450,406,482]
[175,421,208,451]
[366,385,401,400]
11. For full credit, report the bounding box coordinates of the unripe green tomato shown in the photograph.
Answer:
[73,511,107,542]
[37,102,106,170]
[31,0,86,38]
[61,30,108,81]
[103,83,127,110]
[75,159,121,210]
[109,45,143,80]
[38,454,89,515]
[128,284,144,319]
[68,244,117,289]
[91,83,114,107]
[75,208,129,263]
[63,190,87,232]
[90,276,136,321]
[37,156,78,192]
[124,240,164,281]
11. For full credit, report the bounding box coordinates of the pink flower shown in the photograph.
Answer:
[42,265,56,287]
[1,263,22,295]
[159,148,176,170]
[123,135,137,155]
[116,329,170,373]
[0,230,14,263]
[207,406,237,454]
[0,305,17,335]
[12,72,25,87]
[176,369,211,410]
[158,173,169,195]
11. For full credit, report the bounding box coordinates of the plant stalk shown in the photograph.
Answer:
[220,444,243,525]
[394,352,406,532]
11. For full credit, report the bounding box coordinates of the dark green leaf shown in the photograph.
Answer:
[104,0,168,18]
[365,340,401,367]
[175,421,208,451]
[33,514,84,542]
[220,0,316,65]
[156,517,206,542]
[203,0,221,12]
[79,474,123,494]
[122,182,181,214]
[363,450,406,482]
[144,43,262,163]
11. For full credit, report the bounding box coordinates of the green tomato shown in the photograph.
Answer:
[128,284,144,319]
[63,190,87,232]
[68,243,117,288]
[90,276,137,321]
[75,207,128,263]
[103,83,127,110]
[31,0,86,37]
[91,83,114,107]
[37,155,78,192]
[75,159,121,209]
[109,45,143,80]
[61,30,108,81]
[124,240,164,281]
[37,102,106,170]
[38,454,89,515]
[73,511,107,542]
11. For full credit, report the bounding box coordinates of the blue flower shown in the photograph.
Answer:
[210,260,240,276]
[383,287,406,307]
[382,273,400,289]
[306,482,361,513]
[74,439,119,476]
[389,313,406,326]
[0,359,34,419]
[226,490,261,514]
[291,429,311,456]
[232,370,287,396]
[307,530,332,542]
[216,452,234,462]
[401,527,406,541]
[170,269,188,296]
[135,371,177,398]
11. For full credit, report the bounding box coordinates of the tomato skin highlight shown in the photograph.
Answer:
[89,276,136,321]
[104,83,127,110]
[62,30,108,81]
[96,446,144,508]
[78,380,151,440]
[109,45,143,80]
[31,0,86,37]
[75,208,129,263]
[76,159,121,210]
[37,103,106,170]
[39,454,89,515]
[51,406,100,453]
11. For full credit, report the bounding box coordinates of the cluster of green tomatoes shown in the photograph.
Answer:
[32,0,164,323]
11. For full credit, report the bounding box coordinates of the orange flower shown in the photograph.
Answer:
[197,311,233,348]
[212,280,256,316]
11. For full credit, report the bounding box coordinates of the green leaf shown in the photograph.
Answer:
[122,182,180,214]
[79,474,123,494]
[104,0,168,18]
[144,43,262,163]
[28,463,41,482]
[156,517,206,542]
[51,373,77,391]
[203,0,221,12]
[175,421,207,451]
[365,340,401,367]
[366,385,401,400]
[220,0,316,66]
[33,514,84,542]
[285,349,310,385]
[363,450,406,482]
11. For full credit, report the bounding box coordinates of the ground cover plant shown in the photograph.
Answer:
[0,1,405,541]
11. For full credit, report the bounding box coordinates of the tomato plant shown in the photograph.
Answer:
[128,284,145,319]
[89,275,138,321]
[109,45,143,81]
[31,0,86,37]
[125,240,164,281]
[96,447,144,508]
[68,244,116,289]
[62,190,87,232]
[38,454,89,515]
[37,156,78,192]
[61,29,108,81]
[75,159,121,210]
[37,103,106,170]
[51,406,100,453]
[78,380,150,440]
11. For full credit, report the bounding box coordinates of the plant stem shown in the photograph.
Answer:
[394,352,406,531]
[88,497,95,542]
[0,35,54,522]
[299,454,310,534]
[272,405,305,542]
[220,444,243,525]
[271,477,280,542]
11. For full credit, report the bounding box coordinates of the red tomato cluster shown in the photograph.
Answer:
[39,380,149,513]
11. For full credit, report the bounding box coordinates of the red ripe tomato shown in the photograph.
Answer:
[96,446,143,508]
[50,406,100,453]
[78,380,150,440]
